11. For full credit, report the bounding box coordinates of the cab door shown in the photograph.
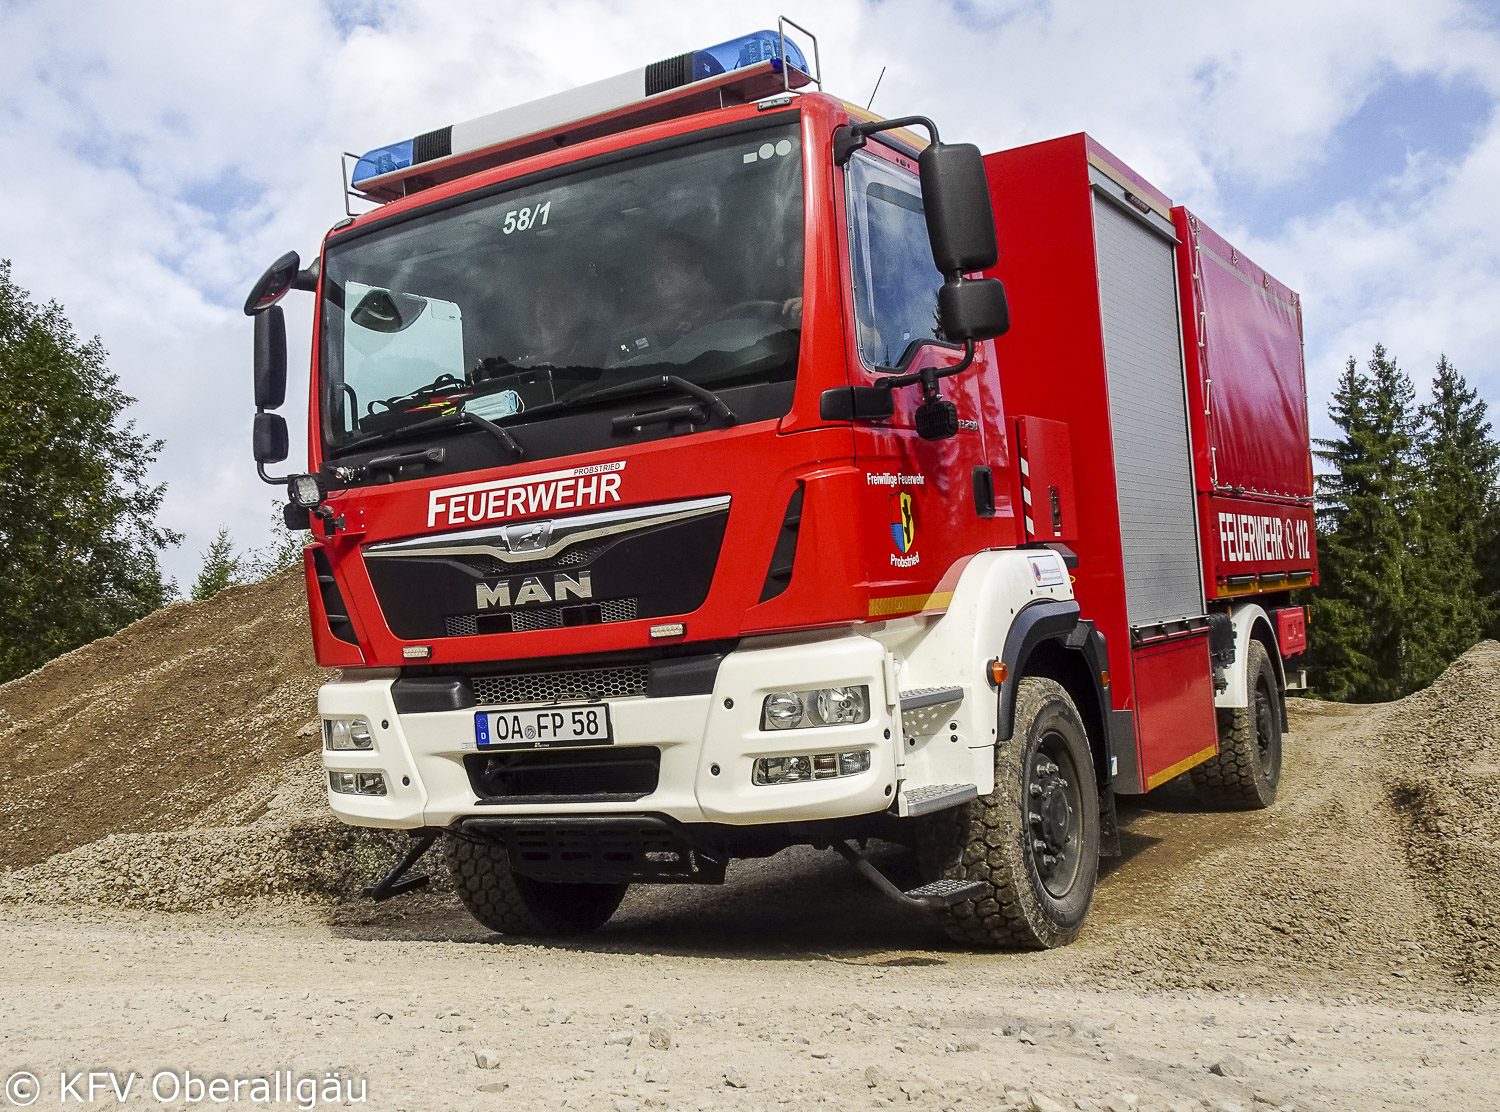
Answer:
[836,142,1018,618]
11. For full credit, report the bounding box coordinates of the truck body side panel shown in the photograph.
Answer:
[1173,208,1319,599]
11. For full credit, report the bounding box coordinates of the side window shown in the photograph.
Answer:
[847,151,944,368]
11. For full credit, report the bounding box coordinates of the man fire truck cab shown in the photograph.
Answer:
[244,21,1316,949]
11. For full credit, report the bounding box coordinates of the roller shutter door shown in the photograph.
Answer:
[1093,195,1203,625]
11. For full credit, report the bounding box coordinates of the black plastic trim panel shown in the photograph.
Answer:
[996,600,1081,740]
[392,644,733,713]
[1110,709,1143,794]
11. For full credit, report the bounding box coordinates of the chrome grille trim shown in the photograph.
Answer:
[364,495,730,566]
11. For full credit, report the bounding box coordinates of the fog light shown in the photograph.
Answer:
[838,749,872,775]
[323,717,373,750]
[753,749,871,786]
[759,685,870,730]
[328,770,387,796]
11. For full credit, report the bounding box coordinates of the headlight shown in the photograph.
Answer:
[323,716,374,750]
[760,686,869,730]
[762,691,805,728]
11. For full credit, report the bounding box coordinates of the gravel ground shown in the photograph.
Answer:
[1,582,1498,1109]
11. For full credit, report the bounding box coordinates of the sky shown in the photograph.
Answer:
[2,0,1499,590]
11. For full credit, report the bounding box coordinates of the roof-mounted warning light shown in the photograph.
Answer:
[344,17,819,205]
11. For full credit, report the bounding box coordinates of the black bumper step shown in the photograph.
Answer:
[456,814,727,885]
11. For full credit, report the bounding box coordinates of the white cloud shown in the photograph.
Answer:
[1,0,1498,588]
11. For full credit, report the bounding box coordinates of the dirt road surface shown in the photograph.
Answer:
[1,576,1497,1110]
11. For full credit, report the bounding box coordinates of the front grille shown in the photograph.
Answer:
[454,542,610,577]
[600,597,637,623]
[471,666,649,706]
[466,747,660,804]
[442,597,639,638]
[513,606,563,632]
[366,497,729,642]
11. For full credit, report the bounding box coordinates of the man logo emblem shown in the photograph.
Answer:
[476,571,592,610]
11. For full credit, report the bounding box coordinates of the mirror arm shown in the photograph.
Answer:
[874,339,976,392]
[257,458,292,487]
[292,258,320,292]
[833,115,940,166]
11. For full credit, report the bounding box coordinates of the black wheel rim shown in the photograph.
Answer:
[1254,681,1278,779]
[1025,729,1084,899]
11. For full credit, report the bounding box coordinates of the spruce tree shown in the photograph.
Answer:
[191,527,242,601]
[1307,346,1416,701]
[1406,355,1499,685]
[0,260,179,682]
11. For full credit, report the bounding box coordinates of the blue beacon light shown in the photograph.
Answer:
[351,139,415,186]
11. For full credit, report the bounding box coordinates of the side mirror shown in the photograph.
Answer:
[917,142,998,275]
[939,278,1010,342]
[254,306,288,409]
[253,412,289,465]
[243,251,302,316]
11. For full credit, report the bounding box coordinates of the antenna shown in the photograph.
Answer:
[865,66,885,112]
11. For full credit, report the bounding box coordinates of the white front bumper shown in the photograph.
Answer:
[319,631,900,829]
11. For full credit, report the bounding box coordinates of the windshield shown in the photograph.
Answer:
[320,121,804,450]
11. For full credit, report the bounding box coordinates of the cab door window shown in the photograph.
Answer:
[846,151,945,369]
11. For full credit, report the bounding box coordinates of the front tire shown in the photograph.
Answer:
[443,834,628,936]
[917,676,1100,949]
[1191,638,1282,809]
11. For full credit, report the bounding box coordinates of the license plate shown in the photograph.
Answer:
[474,704,612,749]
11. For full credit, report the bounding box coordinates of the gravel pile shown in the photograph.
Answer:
[0,570,410,909]
[1381,641,1500,986]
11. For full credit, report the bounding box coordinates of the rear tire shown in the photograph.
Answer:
[1191,639,1281,810]
[442,833,628,936]
[917,676,1100,949]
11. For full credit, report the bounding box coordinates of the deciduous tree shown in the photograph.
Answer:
[0,260,179,682]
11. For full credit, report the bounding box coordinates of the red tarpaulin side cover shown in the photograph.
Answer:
[1178,212,1312,500]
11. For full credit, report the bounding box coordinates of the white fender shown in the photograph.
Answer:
[1216,603,1285,708]
[867,549,1074,796]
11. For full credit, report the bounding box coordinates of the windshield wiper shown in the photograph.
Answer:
[461,407,525,459]
[560,375,738,425]
[344,403,524,461]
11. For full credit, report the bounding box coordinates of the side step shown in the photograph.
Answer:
[898,782,980,817]
[898,686,965,736]
[832,840,986,910]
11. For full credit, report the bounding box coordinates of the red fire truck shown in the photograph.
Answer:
[244,21,1315,948]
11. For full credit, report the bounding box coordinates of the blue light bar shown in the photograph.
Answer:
[351,139,414,186]
[347,27,813,192]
